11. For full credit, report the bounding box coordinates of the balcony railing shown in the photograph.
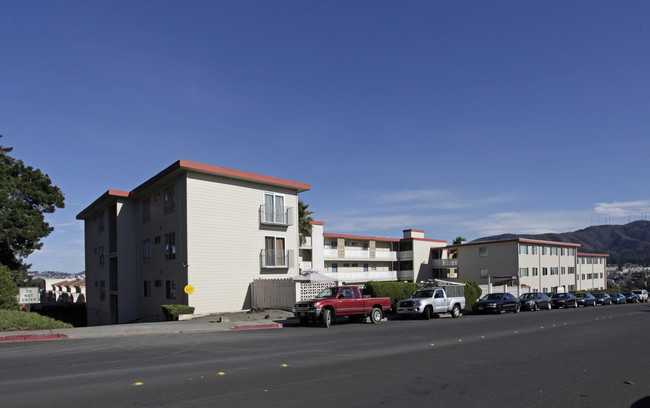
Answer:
[431,259,458,268]
[260,205,294,226]
[329,270,398,283]
[260,249,295,268]
[323,249,397,261]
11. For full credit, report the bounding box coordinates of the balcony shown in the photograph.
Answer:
[324,249,397,261]
[259,205,294,227]
[431,259,458,268]
[330,270,398,283]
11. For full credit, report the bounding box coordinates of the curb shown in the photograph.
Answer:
[230,323,283,331]
[0,334,69,343]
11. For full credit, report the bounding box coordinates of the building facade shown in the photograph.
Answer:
[300,223,447,283]
[77,160,310,325]
[432,238,607,294]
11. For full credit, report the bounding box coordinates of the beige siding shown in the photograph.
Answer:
[185,172,299,314]
[458,241,519,282]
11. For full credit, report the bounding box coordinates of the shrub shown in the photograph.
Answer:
[457,280,482,311]
[162,305,195,321]
[0,309,73,330]
[0,266,19,310]
[363,281,419,310]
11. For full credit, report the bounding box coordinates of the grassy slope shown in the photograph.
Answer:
[0,309,73,331]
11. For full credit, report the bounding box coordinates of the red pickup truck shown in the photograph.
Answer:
[293,286,392,327]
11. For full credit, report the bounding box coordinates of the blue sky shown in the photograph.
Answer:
[2,1,650,273]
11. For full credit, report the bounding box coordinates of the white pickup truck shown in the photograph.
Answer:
[396,281,466,320]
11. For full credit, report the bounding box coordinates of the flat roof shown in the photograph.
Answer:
[446,237,582,249]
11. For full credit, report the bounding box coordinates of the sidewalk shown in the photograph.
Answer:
[0,311,296,343]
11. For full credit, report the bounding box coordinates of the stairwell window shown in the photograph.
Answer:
[164,186,175,215]
[166,280,176,300]
[165,232,176,260]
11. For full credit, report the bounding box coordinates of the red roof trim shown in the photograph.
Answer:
[76,190,131,219]
[577,252,609,257]
[311,221,325,226]
[323,233,400,242]
[448,238,581,248]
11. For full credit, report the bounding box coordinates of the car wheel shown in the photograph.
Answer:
[573,301,578,308]
[532,302,539,311]
[514,304,521,313]
[423,306,431,321]
[496,305,502,314]
[451,304,461,318]
[321,308,334,328]
[370,307,383,324]
[547,302,552,310]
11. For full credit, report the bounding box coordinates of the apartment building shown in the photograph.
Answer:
[300,223,447,283]
[77,160,309,325]
[433,238,607,293]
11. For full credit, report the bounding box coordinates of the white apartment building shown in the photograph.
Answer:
[77,160,310,325]
[432,238,608,293]
[300,223,447,283]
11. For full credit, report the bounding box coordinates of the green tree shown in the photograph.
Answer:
[0,136,65,285]
[298,200,314,245]
[0,265,19,310]
[452,236,466,245]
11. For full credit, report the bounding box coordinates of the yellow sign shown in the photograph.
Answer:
[184,285,195,294]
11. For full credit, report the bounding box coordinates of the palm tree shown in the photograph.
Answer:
[452,236,466,245]
[298,200,314,245]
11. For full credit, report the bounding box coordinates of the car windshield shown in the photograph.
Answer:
[481,294,502,301]
[520,294,535,299]
[412,290,434,299]
[552,293,567,298]
[316,288,339,298]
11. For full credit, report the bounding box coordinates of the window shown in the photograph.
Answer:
[165,280,176,300]
[542,287,548,293]
[561,248,566,256]
[480,268,489,278]
[331,240,337,249]
[600,272,603,278]
[164,186,175,215]
[587,273,593,279]
[542,267,548,276]
[532,267,539,276]
[144,280,152,298]
[141,199,151,223]
[561,267,566,275]
[568,267,575,274]
[363,243,369,250]
[99,247,105,267]
[331,263,338,272]
[264,236,286,267]
[582,274,586,280]
[370,264,376,271]
[519,267,529,277]
[263,193,286,224]
[551,267,559,275]
[165,233,176,260]
[568,248,575,256]
[479,247,488,257]
[532,246,538,255]
[142,239,152,263]
[519,244,528,255]
[363,264,369,272]
[542,246,548,255]
[551,247,558,256]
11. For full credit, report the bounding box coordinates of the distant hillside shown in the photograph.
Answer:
[473,220,650,266]
[28,271,86,280]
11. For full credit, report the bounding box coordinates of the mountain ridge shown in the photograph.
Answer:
[472,220,650,266]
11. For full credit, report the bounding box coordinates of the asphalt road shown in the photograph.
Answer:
[1,303,649,408]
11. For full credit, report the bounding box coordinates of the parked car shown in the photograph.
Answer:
[593,293,612,305]
[518,292,552,311]
[550,292,578,309]
[397,283,466,320]
[472,293,520,314]
[622,292,640,303]
[574,292,597,307]
[631,289,648,303]
[609,293,626,304]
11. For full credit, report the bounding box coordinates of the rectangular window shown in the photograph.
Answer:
[587,273,593,279]
[568,248,575,256]
[143,280,152,298]
[582,273,586,280]
[551,247,558,256]
[561,248,566,256]
[331,240,337,249]
[542,246,548,255]
[561,267,566,275]
[479,247,488,257]
[165,232,176,260]
[519,267,529,277]
[331,263,338,272]
[568,267,575,274]
[143,239,151,264]
[164,186,175,215]
[363,263,369,272]
[551,267,559,275]
[370,264,376,271]
[343,263,350,268]
[141,199,151,223]
[532,267,539,276]
[263,193,286,224]
[99,246,105,267]
[532,246,538,255]
[264,236,286,267]
[479,268,489,278]
[542,267,548,276]
[519,244,528,255]
[165,280,176,300]
[600,272,603,278]
[542,287,548,293]
[363,243,369,250]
